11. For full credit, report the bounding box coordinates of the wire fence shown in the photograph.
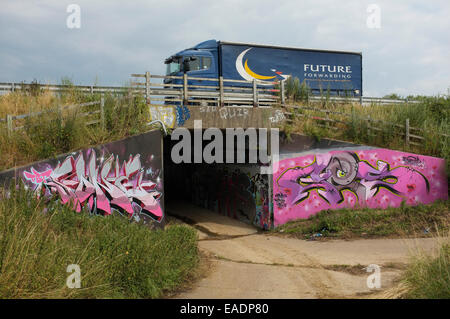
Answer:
[283,104,449,147]
[0,98,104,137]
[0,77,420,106]
[0,75,440,148]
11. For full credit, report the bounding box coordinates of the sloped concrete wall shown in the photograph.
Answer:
[273,134,448,226]
[0,129,165,228]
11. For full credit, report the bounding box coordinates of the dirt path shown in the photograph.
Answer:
[168,202,440,299]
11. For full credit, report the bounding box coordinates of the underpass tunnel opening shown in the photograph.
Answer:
[163,129,273,230]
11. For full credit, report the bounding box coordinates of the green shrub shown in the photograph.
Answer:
[285,77,310,102]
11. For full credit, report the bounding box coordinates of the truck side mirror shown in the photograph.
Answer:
[183,60,190,72]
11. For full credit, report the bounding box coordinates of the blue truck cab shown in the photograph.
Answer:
[164,39,362,96]
[164,40,219,88]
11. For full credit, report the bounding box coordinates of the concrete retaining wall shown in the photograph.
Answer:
[1,126,447,231]
[273,135,448,226]
[0,129,165,228]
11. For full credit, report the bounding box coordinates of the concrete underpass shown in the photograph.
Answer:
[163,129,271,232]
[162,128,367,232]
[0,105,447,299]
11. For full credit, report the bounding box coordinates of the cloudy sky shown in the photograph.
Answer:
[1,0,449,97]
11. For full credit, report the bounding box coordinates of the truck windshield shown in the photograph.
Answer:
[166,59,181,75]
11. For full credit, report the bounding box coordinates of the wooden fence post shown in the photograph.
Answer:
[325,110,330,130]
[367,115,371,137]
[253,79,258,107]
[145,71,150,105]
[183,73,188,105]
[7,114,13,137]
[219,76,224,107]
[100,96,105,129]
[405,118,410,147]
[280,80,285,106]
[56,103,62,121]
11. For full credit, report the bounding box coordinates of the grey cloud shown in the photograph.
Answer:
[0,0,449,96]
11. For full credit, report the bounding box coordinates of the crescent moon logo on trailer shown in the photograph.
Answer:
[235,48,289,85]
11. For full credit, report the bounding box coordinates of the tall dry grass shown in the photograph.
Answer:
[0,80,89,118]
[0,86,149,171]
[0,183,199,298]
[401,228,449,299]
[282,78,450,171]
[378,229,449,299]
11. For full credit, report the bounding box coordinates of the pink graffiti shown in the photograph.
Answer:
[23,151,163,222]
[24,168,53,184]
[273,149,448,226]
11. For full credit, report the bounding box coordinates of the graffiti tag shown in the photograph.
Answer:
[149,106,176,128]
[24,168,53,184]
[274,192,287,209]
[175,105,191,126]
[277,152,430,207]
[402,155,425,169]
[199,106,250,120]
[23,150,163,221]
[269,110,285,123]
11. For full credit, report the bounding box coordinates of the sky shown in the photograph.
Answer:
[0,0,449,97]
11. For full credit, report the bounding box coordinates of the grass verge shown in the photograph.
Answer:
[0,186,199,299]
[273,200,450,239]
[281,78,450,172]
[0,86,150,171]
[401,240,449,299]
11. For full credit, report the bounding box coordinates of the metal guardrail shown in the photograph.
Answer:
[0,79,419,106]
[307,95,420,105]
[0,82,131,95]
